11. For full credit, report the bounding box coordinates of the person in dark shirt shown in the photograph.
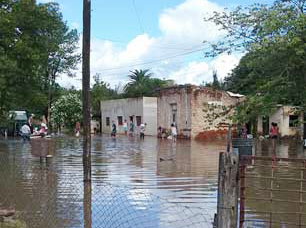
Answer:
[111,121,117,139]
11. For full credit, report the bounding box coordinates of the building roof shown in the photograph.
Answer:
[226,91,245,98]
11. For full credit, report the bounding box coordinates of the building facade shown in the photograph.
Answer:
[157,85,244,139]
[257,106,304,138]
[101,97,157,136]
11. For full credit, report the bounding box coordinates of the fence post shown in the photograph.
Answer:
[216,152,239,228]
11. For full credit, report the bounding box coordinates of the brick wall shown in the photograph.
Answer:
[191,87,240,139]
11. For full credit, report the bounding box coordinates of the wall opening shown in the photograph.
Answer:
[117,116,123,125]
[136,116,142,126]
[289,115,299,127]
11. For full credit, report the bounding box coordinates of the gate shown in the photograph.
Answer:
[239,156,306,228]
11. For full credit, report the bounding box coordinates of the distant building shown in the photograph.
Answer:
[157,85,244,139]
[257,105,304,138]
[100,97,157,136]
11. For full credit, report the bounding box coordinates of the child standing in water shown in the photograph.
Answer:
[123,119,128,135]
[140,123,146,139]
[170,123,177,142]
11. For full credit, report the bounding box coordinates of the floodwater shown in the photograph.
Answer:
[244,139,306,228]
[0,135,225,228]
[0,136,305,228]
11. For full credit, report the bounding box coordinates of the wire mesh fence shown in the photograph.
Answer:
[239,156,306,228]
[0,147,215,228]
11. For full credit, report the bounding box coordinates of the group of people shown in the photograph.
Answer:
[158,123,178,141]
[239,122,279,139]
[20,115,48,141]
[111,119,147,139]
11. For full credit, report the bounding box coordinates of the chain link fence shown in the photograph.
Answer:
[0,148,215,228]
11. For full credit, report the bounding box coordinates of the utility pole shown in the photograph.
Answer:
[82,0,91,182]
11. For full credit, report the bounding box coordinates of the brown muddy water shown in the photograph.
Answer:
[0,136,305,228]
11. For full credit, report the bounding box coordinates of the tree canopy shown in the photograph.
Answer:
[206,0,306,121]
[0,0,80,122]
[124,69,173,98]
[51,90,82,131]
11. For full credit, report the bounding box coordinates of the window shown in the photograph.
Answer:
[171,103,177,123]
[136,116,142,126]
[117,116,123,125]
[106,117,110,126]
[130,116,134,122]
[172,113,176,123]
[289,115,299,127]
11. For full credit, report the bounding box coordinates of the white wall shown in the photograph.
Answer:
[143,97,157,135]
[101,97,157,136]
[269,106,303,137]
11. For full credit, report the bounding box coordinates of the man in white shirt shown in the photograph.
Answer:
[20,124,31,141]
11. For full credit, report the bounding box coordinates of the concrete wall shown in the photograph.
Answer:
[191,87,241,139]
[101,97,157,136]
[143,97,158,136]
[157,85,192,138]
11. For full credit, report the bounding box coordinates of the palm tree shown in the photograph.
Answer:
[124,69,153,97]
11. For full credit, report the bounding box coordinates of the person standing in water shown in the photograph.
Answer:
[111,120,117,139]
[20,124,31,141]
[129,121,135,136]
[140,123,146,139]
[170,123,177,142]
[123,119,128,135]
[270,122,279,139]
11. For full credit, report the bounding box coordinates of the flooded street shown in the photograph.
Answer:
[0,136,305,227]
[0,136,224,228]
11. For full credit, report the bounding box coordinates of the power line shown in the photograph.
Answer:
[132,0,145,34]
[97,47,209,71]
[93,35,207,51]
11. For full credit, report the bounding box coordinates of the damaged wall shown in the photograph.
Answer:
[158,85,242,139]
[157,85,192,138]
[191,87,241,140]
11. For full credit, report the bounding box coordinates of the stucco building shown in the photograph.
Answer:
[257,106,304,138]
[100,97,157,136]
[157,85,244,139]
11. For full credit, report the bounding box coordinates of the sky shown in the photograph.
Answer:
[38,0,273,89]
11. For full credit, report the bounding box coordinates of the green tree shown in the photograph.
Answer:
[0,0,80,121]
[204,70,224,90]
[124,69,170,97]
[91,74,118,115]
[206,0,306,121]
[51,92,82,132]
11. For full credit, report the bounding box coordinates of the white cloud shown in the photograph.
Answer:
[159,0,225,46]
[56,0,238,89]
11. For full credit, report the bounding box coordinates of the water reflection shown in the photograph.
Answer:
[1,136,304,227]
[244,139,306,228]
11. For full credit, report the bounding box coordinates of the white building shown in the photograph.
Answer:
[257,105,304,138]
[101,97,157,136]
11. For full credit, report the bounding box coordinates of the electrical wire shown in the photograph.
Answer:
[132,0,145,34]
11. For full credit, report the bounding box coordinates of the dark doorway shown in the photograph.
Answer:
[262,116,269,136]
[304,114,306,139]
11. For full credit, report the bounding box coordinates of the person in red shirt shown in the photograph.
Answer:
[270,122,279,139]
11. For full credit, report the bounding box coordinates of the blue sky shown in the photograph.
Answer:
[38,0,274,89]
